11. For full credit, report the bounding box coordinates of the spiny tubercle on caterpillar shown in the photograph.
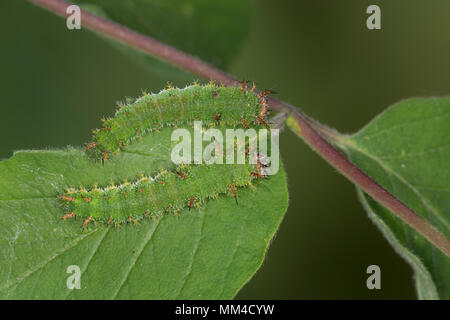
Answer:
[86,83,271,161]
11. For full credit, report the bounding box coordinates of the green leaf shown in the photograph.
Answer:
[0,85,288,299]
[335,97,450,299]
[74,0,254,79]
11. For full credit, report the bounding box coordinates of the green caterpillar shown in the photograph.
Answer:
[86,83,268,162]
[60,83,271,227]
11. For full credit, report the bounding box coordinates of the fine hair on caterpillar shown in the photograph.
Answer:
[85,83,269,161]
[59,162,261,227]
[61,83,280,227]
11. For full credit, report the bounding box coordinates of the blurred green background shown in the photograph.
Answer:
[1,0,449,299]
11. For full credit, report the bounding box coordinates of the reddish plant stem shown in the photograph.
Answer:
[29,0,290,112]
[289,111,450,257]
[28,0,242,94]
[29,0,450,256]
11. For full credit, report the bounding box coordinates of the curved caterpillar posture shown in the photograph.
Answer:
[86,83,268,161]
[60,83,271,227]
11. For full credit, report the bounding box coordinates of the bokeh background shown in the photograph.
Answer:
[1,0,449,299]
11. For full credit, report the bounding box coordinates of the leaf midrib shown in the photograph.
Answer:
[338,138,450,232]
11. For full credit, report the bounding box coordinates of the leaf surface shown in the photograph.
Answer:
[75,0,254,80]
[336,97,450,299]
[0,86,288,299]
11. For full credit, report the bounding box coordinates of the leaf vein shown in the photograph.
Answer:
[111,218,162,299]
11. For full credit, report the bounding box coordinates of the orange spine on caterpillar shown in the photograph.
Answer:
[213,113,221,122]
[188,196,195,209]
[241,80,247,92]
[241,118,249,129]
[255,89,273,127]
[60,195,75,202]
[85,142,98,151]
[83,216,93,228]
[250,153,269,179]
[102,150,108,165]
[229,184,238,205]
[176,170,188,180]
[61,212,74,220]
